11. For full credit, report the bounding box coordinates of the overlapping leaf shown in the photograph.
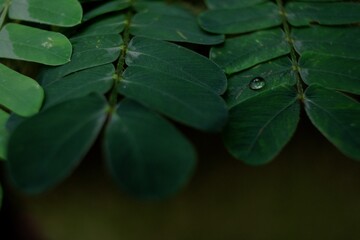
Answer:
[199,0,360,164]
[0,0,83,162]
[7,1,227,198]
[120,37,227,131]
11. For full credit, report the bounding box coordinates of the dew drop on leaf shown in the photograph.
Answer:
[249,77,266,90]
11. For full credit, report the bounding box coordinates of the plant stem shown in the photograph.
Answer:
[0,0,11,30]
[276,0,304,100]
[108,11,133,110]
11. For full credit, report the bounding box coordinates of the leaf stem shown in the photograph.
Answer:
[108,11,133,110]
[276,0,304,100]
[0,0,11,30]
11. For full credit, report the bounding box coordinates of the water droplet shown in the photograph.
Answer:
[249,77,266,90]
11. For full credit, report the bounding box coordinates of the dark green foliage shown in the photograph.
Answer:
[0,0,83,203]
[6,0,227,198]
[2,0,360,201]
[199,0,360,164]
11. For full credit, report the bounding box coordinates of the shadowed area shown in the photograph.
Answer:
[2,114,360,240]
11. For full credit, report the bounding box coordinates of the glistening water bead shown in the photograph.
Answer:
[249,77,266,90]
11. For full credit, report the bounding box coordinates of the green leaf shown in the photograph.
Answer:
[43,64,115,109]
[0,23,72,65]
[39,34,122,84]
[104,100,196,199]
[0,109,9,160]
[226,57,296,108]
[292,26,360,59]
[0,1,4,13]
[126,37,227,94]
[7,94,108,193]
[130,9,224,45]
[0,64,44,116]
[198,2,282,34]
[205,0,267,9]
[286,2,360,26]
[304,85,360,160]
[9,0,82,27]
[211,28,290,74]
[223,86,300,165]
[82,0,131,21]
[119,37,228,132]
[76,14,127,37]
[133,1,194,17]
[299,52,360,95]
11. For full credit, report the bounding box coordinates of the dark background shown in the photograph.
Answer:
[1,114,360,240]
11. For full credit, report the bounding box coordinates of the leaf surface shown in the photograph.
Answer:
[286,2,360,26]
[205,0,267,9]
[292,26,360,59]
[223,86,300,165]
[226,57,296,107]
[76,14,126,37]
[211,28,290,74]
[130,8,224,44]
[39,34,122,84]
[7,94,108,193]
[304,85,360,160]
[43,64,115,108]
[104,100,196,199]
[120,37,228,132]
[0,64,44,116]
[0,109,9,160]
[9,0,82,27]
[199,2,281,34]
[299,52,360,94]
[0,23,72,65]
[82,0,130,21]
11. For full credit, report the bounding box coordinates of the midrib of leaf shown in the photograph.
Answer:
[276,0,304,99]
[246,96,297,156]
[108,10,133,109]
